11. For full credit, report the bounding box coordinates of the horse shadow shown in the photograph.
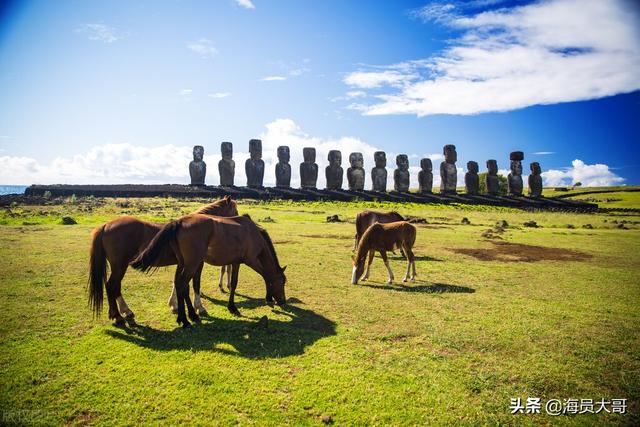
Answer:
[388,255,443,262]
[363,282,475,293]
[105,297,336,359]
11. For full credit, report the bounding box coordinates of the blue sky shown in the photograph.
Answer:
[0,0,639,187]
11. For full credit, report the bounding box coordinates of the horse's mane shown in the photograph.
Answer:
[355,223,382,265]
[192,196,236,215]
[257,226,284,273]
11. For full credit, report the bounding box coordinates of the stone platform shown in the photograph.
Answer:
[23,184,598,211]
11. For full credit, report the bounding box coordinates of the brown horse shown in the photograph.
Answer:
[351,221,417,285]
[88,196,238,326]
[354,210,405,250]
[131,214,287,327]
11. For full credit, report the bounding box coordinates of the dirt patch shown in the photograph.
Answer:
[449,241,592,263]
[301,234,352,240]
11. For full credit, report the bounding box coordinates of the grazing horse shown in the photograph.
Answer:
[88,196,238,326]
[354,210,405,251]
[131,214,287,327]
[351,221,417,285]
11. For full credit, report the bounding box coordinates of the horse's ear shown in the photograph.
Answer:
[281,265,287,272]
[224,195,230,201]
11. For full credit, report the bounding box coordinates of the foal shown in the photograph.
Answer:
[351,221,417,285]
[354,210,405,250]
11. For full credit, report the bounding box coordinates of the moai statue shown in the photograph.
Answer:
[245,139,265,188]
[529,162,543,197]
[371,151,387,192]
[218,142,234,186]
[300,147,318,189]
[508,151,524,196]
[418,158,433,194]
[485,159,500,195]
[347,152,365,191]
[189,145,206,186]
[465,161,480,195]
[440,144,457,194]
[325,150,344,190]
[394,154,410,192]
[275,146,291,188]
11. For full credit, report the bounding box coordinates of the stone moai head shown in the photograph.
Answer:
[303,147,316,163]
[487,159,498,174]
[328,150,342,166]
[349,152,363,168]
[420,158,432,172]
[443,145,457,163]
[396,154,409,171]
[374,151,386,167]
[277,146,290,163]
[221,142,232,159]
[193,145,204,161]
[249,139,262,160]
[530,162,541,175]
[467,161,479,174]
[510,151,524,175]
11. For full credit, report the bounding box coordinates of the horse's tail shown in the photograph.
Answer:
[88,224,107,316]
[130,220,181,273]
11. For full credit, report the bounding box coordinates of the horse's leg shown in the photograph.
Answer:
[362,250,374,281]
[226,264,232,291]
[408,245,417,281]
[105,266,125,326]
[173,267,192,328]
[353,234,358,251]
[380,251,394,284]
[192,262,207,316]
[218,265,231,293]
[402,244,412,282]
[168,285,178,314]
[111,265,135,325]
[227,263,241,316]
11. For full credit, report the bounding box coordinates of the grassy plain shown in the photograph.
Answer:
[0,193,639,425]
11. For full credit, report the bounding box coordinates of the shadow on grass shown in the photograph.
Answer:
[104,298,335,359]
[387,255,443,262]
[363,282,475,293]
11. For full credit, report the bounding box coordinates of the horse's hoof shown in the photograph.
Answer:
[124,313,136,326]
[198,309,209,316]
[228,306,241,316]
[182,322,191,329]
[189,314,201,324]
[114,317,126,327]
[170,308,178,315]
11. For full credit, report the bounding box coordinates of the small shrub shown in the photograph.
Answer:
[523,220,538,228]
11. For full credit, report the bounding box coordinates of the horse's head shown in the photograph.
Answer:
[266,266,287,307]
[351,255,364,285]
[221,195,239,216]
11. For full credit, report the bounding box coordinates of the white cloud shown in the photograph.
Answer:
[186,38,218,59]
[344,0,640,116]
[75,24,122,43]
[542,159,624,187]
[179,89,193,96]
[208,92,230,99]
[261,76,287,82]
[0,144,193,185]
[234,0,255,10]
[532,151,555,155]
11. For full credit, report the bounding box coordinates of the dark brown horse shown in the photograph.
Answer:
[351,221,417,284]
[354,210,405,251]
[88,196,238,326]
[131,214,287,327]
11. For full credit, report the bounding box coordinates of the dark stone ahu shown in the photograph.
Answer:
[465,161,479,195]
[218,142,234,186]
[347,152,365,191]
[300,147,318,189]
[325,150,344,190]
[394,154,410,192]
[508,151,524,196]
[529,162,543,197]
[418,158,433,194]
[371,151,387,192]
[440,144,457,194]
[485,159,500,195]
[275,146,291,188]
[189,145,206,186]
[245,139,265,188]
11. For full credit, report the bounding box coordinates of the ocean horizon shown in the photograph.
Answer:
[0,185,28,195]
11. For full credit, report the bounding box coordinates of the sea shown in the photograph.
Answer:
[0,185,27,195]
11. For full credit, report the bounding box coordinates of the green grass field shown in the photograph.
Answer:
[1,195,639,425]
